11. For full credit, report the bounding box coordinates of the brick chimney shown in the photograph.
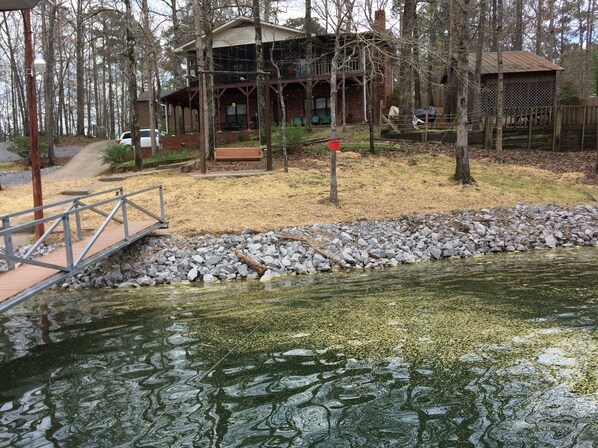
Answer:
[374,10,386,32]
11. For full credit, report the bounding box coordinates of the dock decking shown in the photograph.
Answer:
[0,221,160,311]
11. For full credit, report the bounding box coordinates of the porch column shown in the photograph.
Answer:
[172,103,178,135]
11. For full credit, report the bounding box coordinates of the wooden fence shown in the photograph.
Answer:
[382,105,598,151]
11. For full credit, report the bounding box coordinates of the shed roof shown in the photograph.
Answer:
[468,51,563,75]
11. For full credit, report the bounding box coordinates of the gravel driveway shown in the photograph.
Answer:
[0,141,83,187]
[0,141,22,163]
[0,167,59,187]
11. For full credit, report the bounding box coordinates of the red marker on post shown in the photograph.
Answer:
[329,140,340,151]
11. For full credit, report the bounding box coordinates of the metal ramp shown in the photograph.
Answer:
[0,186,167,312]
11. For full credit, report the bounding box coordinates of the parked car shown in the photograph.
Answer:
[118,129,165,148]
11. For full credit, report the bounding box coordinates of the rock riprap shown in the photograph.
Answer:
[61,204,597,289]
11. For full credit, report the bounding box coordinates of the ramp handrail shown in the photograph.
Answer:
[0,187,124,220]
[1,185,165,272]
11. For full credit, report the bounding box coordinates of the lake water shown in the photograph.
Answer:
[0,249,597,447]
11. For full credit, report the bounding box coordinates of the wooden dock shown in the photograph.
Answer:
[0,186,167,312]
[0,221,159,309]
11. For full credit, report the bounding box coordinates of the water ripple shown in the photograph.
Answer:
[0,249,597,446]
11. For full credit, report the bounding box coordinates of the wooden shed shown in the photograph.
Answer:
[443,51,563,116]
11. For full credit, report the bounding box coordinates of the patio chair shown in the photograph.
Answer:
[320,115,331,125]
[292,117,303,127]
[312,116,320,125]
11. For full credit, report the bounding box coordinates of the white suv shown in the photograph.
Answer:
[118,129,164,148]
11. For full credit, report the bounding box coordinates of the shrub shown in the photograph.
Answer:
[7,136,49,165]
[274,125,308,152]
[101,142,133,166]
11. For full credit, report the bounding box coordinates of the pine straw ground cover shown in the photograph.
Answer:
[1,148,597,236]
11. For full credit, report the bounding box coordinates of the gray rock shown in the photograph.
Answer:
[187,267,199,281]
[264,245,277,255]
[205,255,222,266]
[473,222,487,236]
[237,264,249,277]
[260,269,276,282]
[203,273,218,283]
[341,250,356,264]
[261,255,275,265]
[295,263,308,274]
[545,235,557,248]
[137,276,154,286]
[247,243,262,252]
[317,262,332,271]
[312,253,327,267]
[429,247,442,260]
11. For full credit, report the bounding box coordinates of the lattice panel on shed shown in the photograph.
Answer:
[481,80,555,112]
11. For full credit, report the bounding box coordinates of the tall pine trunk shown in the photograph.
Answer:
[76,0,85,135]
[41,0,57,165]
[124,0,141,170]
[305,0,314,132]
[191,0,209,173]
[496,0,504,161]
[253,0,266,147]
[473,0,487,131]
[141,0,158,155]
[329,21,342,204]
[398,0,416,115]
[454,0,474,184]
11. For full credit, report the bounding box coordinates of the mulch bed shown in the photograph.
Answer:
[417,142,598,184]
[183,138,598,184]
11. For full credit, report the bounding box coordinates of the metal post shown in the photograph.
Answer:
[63,214,74,271]
[2,216,15,270]
[23,9,44,239]
[121,198,129,241]
[159,186,165,222]
[74,199,82,241]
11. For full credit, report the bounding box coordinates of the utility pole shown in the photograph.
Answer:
[23,9,44,239]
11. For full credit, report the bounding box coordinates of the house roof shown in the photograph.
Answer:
[0,1,41,10]
[138,89,177,102]
[468,51,563,75]
[174,17,304,54]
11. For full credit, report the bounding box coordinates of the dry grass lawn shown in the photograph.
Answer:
[1,152,597,236]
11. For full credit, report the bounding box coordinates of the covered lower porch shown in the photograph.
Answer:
[161,74,368,137]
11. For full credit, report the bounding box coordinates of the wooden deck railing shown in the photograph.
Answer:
[382,105,598,151]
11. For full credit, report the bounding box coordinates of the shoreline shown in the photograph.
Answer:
[54,203,597,290]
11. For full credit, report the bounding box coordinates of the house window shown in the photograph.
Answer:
[226,103,247,126]
[305,97,331,117]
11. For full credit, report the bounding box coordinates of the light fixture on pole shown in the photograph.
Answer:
[33,54,46,75]
[0,1,44,239]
